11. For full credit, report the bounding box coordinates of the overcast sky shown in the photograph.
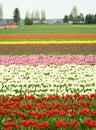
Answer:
[0,0,96,19]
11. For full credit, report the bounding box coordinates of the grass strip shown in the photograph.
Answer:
[0,38,96,42]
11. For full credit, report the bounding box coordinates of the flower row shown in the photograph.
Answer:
[1,94,96,130]
[0,55,96,66]
[0,40,96,44]
[0,34,96,38]
[0,65,95,96]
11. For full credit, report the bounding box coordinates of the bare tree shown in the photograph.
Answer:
[41,9,46,21]
[24,11,33,25]
[31,11,35,21]
[25,10,30,18]
[35,10,40,21]
[0,3,3,21]
[71,6,78,23]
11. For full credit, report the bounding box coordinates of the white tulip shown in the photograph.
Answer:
[0,65,95,96]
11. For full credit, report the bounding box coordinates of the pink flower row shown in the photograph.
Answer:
[0,55,96,66]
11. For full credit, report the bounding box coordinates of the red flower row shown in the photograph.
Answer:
[0,94,96,130]
[0,35,96,39]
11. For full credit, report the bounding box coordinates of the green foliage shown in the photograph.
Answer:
[24,17,33,25]
[63,13,84,24]
[85,14,93,24]
[13,8,20,25]
[85,14,96,24]
[63,15,69,23]
[77,13,84,23]
[93,14,96,24]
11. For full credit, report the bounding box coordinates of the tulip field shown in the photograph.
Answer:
[0,24,96,130]
[0,25,96,55]
[0,56,96,97]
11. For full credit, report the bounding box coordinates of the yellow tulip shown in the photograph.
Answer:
[0,40,96,44]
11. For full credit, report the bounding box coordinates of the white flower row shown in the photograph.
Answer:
[0,65,96,96]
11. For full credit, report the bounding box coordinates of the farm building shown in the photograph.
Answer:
[5,21,18,28]
[0,21,18,29]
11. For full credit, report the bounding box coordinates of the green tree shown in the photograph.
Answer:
[85,14,93,24]
[69,14,73,21]
[63,15,69,23]
[24,17,33,25]
[24,10,33,25]
[77,13,84,23]
[93,14,96,24]
[13,8,20,25]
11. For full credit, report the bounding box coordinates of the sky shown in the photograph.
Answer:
[0,0,96,19]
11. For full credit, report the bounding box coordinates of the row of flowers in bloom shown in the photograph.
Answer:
[0,40,96,44]
[0,55,96,66]
[0,65,95,96]
[1,94,96,130]
[0,34,96,38]
[0,54,95,130]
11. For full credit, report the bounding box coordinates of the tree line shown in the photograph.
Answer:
[0,4,96,25]
[24,9,46,25]
[0,3,46,25]
[63,6,96,24]
[13,8,46,25]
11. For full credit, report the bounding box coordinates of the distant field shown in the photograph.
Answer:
[0,24,96,43]
[0,24,96,35]
[0,24,96,55]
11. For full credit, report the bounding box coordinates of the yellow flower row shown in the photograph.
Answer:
[0,40,96,44]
